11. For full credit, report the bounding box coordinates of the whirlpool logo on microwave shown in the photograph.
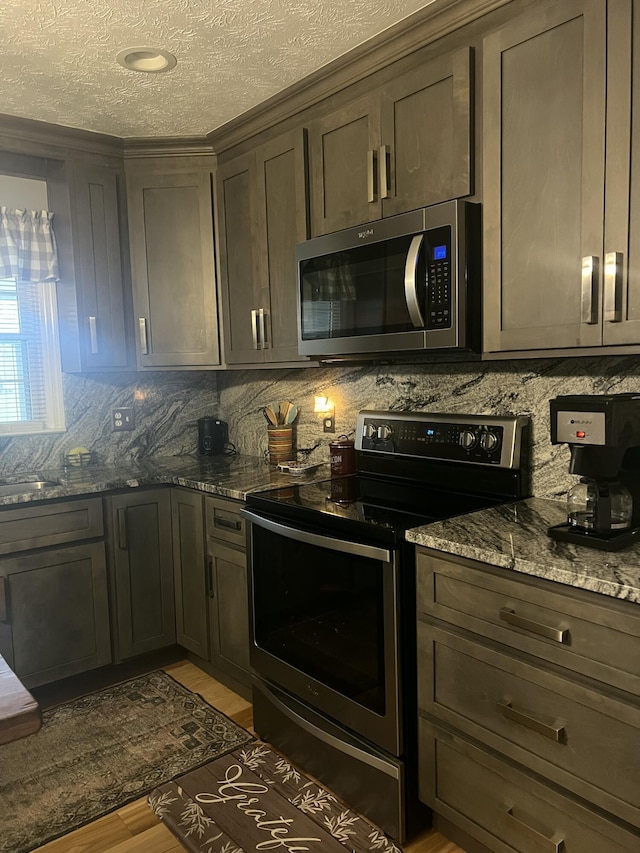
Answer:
[358,228,374,239]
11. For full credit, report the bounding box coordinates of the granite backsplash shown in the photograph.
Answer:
[2,354,640,500]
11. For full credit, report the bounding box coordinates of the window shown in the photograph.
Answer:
[0,276,65,434]
[0,175,66,436]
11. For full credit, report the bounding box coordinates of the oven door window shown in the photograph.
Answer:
[252,522,388,716]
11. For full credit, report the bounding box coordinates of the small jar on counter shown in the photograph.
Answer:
[329,436,355,476]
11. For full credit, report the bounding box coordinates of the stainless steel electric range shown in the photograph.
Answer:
[243,409,530,843]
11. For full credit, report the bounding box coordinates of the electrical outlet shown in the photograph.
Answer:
[112,407,134,431]
[323,413,335,433]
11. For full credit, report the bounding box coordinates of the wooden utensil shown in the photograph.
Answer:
[264,404,278,426]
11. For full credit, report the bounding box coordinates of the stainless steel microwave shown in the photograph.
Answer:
[296,200,480,359]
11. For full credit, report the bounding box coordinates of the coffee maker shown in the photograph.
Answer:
[548,394,640,550]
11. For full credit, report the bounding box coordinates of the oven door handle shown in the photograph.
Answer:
[243,510,393,563]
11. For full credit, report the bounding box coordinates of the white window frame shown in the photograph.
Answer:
[0,276,66,436]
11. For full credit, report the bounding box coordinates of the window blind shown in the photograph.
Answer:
[0,277,59,432]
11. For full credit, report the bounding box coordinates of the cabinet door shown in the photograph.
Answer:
[603,0,640,345]
[0,543,110,688]
[380,47,473,218]
[254,129,310,363]
[109,489,175,660]
[216,152,262,364]
[308,94,381,235]
[127,168,220,367]
[207,539,250,688]
[483,0,607,353]
[172,488,208,659]
[69,161,131,369]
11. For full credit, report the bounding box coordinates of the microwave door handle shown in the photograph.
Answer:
[404,234,425,327]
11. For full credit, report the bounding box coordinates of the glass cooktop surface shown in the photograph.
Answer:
[246,473,500,545]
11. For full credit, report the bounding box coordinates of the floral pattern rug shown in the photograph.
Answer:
[0,670,253,853]
[149,741,402,853]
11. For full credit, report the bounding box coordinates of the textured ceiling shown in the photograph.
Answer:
[0,0,436,139]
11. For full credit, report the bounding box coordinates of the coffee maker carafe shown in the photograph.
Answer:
[548,393,640,550]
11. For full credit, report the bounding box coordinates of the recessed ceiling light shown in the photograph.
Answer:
[116,47,177,74]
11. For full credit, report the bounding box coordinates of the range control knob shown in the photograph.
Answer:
[480,431,500,452]
[363,423,377,439]
[377,424,393,441]
[459,429,477,449]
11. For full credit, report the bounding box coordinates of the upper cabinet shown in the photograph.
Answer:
[126,158,220,368]
[65,160,132,369]
[308,47,473,236]
[216,128,310,365]
[483,0,639,355]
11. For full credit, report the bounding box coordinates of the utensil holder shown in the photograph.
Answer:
[267,426,294,464]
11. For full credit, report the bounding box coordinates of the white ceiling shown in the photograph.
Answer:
[0,0,436,140]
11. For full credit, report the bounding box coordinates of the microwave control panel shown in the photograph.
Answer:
[425,226,452,330]
[356,410,528,469]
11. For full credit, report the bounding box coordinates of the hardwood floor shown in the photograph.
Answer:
[32,660,465,853]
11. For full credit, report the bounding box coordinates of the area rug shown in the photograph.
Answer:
[149,741,402,853]
[0,670,253,853]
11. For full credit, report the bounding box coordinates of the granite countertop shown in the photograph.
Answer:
[0,454,331,506]
[406,497,640,604]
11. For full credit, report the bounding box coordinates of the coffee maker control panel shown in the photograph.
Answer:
[555,410,606,446]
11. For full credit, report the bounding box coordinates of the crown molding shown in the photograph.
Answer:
[0,112,123,159]
[207,0,514,152]
[122,137,215,158]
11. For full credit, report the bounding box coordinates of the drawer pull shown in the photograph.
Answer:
[499,607,568,643]
[214,515,242,531]
[505,807,564,852]
[499,701,565,742]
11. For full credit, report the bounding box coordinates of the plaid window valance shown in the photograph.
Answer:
[0,206,59,283]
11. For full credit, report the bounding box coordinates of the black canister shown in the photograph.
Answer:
[329,435,355,476]
[198,417,228,455]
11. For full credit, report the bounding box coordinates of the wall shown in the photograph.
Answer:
[1,354,638,494]
[217,354,640,500]
[0,371,220,474]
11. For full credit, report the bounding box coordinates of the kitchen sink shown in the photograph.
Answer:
[0,476,62,497]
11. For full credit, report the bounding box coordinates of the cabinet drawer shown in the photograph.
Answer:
[419,719,639,853]
[0,498,104,555]
[416,549,640,695]
[418,623,640,828]
[205,495,245,548]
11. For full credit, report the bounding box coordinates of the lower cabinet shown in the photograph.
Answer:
[172,490,251,695]
[0,541,111,689]
[107,488,175,660]
[172,487,208,658]
[206,537,250,688]
[415,548,640,853]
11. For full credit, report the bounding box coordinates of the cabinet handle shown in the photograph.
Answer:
[499,607,568,644]
[214,514,242,531]
[258,308,270,350]
[251,309,259,350]
[499,700,565,742]
[117,508,128,550]
[0,577,8,623]
[379,145,390,200]
[504,807,564,852]
[138,318,148,354]
[604,251,623,322]
[581,255,599,324]
[367,148,377,203]
[207,558,215,598]
[88,316,98,354]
